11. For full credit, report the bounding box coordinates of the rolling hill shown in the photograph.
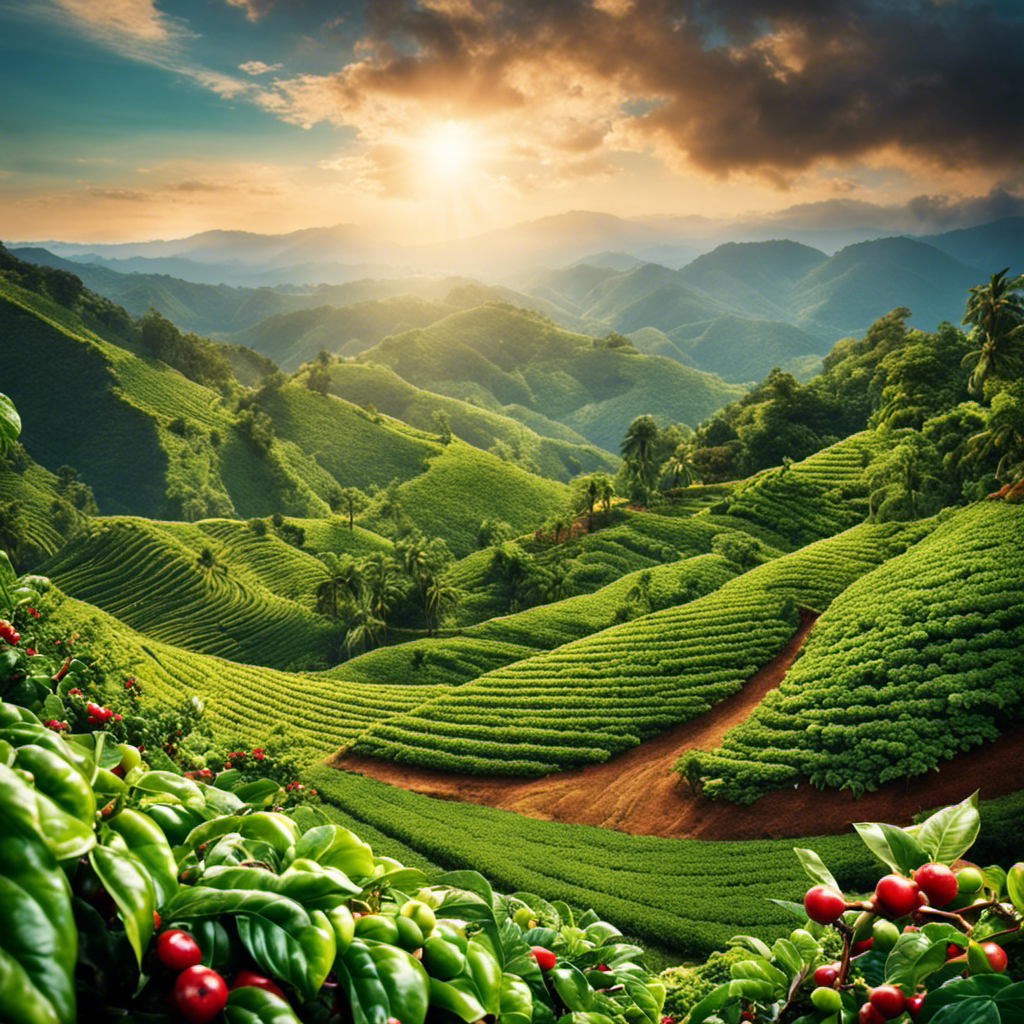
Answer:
[354,302,745,451]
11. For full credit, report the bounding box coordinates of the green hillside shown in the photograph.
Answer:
[320,361,619,481]
[361,440,569,558]
[39,517,340,671]
[698,502,1024,802]
[0,273,330,519]
[347,520,919,774]
[357,302,744,451]
[228,295,462,368]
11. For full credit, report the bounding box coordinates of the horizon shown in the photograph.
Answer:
[3,1,1024,246]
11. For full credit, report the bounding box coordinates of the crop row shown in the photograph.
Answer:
[349,520,918,773]
[699,503,1024,802]
[42,517,337,671]
[307,765,874,956]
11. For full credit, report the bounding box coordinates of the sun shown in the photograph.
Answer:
[421,120,477,180]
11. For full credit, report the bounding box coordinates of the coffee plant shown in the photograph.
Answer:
[676,792,1023,1023]
[0,579,662,1023]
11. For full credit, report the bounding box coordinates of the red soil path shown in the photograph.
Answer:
[330,611,1024,840]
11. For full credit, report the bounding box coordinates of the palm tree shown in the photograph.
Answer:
[661,444,701,490]
[341,596,384,658]
[969,383,1024,499]
[315,552,362,619]
[961,269,1024,394]
[424,576,461,637]
[359,553,406,638]
[620,415,660,503]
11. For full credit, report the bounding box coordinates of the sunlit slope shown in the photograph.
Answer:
[700,502,1024,802]
[348,521,922,774]
[0,457,83,563]
[357,303,744,451]
[228,295,462,368]
[362,440,569,558]
[40,517,338,671]
[0,275,328,518]
[320,362,619,481]
[259,381,442,492]
[446,509,740,626]
[45,587,451,769]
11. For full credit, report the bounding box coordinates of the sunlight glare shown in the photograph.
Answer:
[423,121,476,178]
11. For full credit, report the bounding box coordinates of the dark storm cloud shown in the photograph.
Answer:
[291,0,1024,182]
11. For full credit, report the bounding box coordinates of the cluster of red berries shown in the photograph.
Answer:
[26,606,40,618]
[85,701,121,728]
[155,929,289,1022]
[183,768,215,781]
[0,619,20,645]
[285,782,317,795]
[125,675,138,690]
[43,719,70,732]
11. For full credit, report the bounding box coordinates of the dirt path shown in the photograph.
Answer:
[330,611,1024,840]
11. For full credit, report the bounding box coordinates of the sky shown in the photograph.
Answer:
[2,0,1023,244]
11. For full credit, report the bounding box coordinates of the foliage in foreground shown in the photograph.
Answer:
[0,589,661,1024]
[662,792,1023,1023]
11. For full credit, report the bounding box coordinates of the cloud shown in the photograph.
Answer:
[253,0,1024,189]
[223,0,277,21]
[239,60,284,75]
[89,188,151,202]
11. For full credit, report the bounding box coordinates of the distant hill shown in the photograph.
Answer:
[355,302,745,451]
[920,217,1024,277]
[317,362,619,482]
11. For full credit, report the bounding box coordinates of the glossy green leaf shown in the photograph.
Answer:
[501,972,534,1022]
[201,785,246,816]
[686,982,733,1024]
[89,843,155,969]
[436,870,495,913]
[793,847,840,890]
[0,393,21,453]
[556,1014,617,1024]
[232,778,282,807]
[168,886,314,998]
[33,785,95,862]
[929,1003,999,1024]
[914,791,981,865]
[549,964,593,1013]
[338,939,390,1024]
[13,744,95,823]
[0,831,77,1024]
[853,821,929,874]
[982,864,1007,899]
[224,985,302,1024]
[105,808,179,909]
[618,967,661,1024]
[1006,863,1024,914]
[293,824,374,877]
[428,976,486,1023]
[884,931,947,993]
[215,769,243,790]
[366,939,431,1024]
[131,769,203,803]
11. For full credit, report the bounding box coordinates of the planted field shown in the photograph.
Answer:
[46,588,453,769]
[320,636,535,687]
[306,765,872,956]
[262,382,443,493]
[367,441,569,558]
[0,457,77,562]
[699,503,1024,802]
[462,553,739,651]
[349,521,921,774]
[41,517,339,670]
[787,430,890,489]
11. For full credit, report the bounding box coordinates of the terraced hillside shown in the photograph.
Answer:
[698,502,1024,802]
[43,585,453,769]
[40,517,340,670]
[347,520,923,775]
[357,303,744,451]
[0,454,85,565]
